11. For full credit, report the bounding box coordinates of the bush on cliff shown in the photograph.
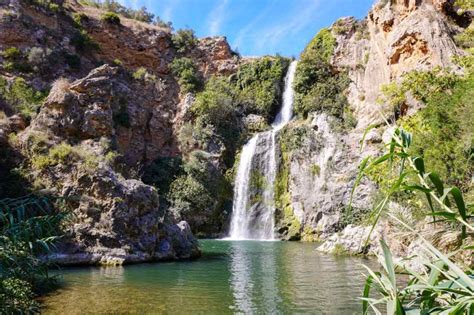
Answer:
[172,29,198,53]
[101,12,121,25]
[235,56,289,118]
[0,77,47,120]
[170,57,202,93]
[293,28,351,122]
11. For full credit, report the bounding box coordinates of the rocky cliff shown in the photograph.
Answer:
[0,0,471,264]
[275,0,472,261]
[0,0,243,264]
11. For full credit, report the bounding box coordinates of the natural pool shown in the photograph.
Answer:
[42,240,377,314]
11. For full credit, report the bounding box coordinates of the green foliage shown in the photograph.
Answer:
[80,0,156,23]
[310,164,321,176]
[142,156,183,195]
[172,29,198,53]
[170,57,201,93]
[293,28,351,121]
[455,27,474,49]
[0,196,66,314]
[168,151,232,233]
[31,142,100,171]
[2,47,21,60]
[101,12,121,25]
[1,47,32,73]
[301,28,336,63]
[133,67,156,82]
[0,77,47,120]
[279,124,313,153]
[25,0,62,12]
[72,12,89,29]
[64,53,81,70]
[378,69,472,190]
[71,30,100,52]
[455,0,474,10]
[235,56,289,117]
[350,127,474,313]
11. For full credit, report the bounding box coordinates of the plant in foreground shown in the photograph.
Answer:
[0,195,67,313]
[349,126,473,314]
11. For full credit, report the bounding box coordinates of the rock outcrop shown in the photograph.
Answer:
[0,0,243,264]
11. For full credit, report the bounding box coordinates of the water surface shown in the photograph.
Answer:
[43,240,376,314]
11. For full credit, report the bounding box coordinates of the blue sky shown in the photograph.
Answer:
[118,0,375,57]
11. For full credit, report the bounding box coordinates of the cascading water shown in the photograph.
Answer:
[228,61,298,240]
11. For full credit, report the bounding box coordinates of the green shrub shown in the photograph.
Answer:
[142,156,183,195]
[235,56,289,117]
[31,142,101,171]
[26,0,62,12]
[1,47,32,73]
[374,69,473,192]
[192,77,236,126]
[0,196,66,314]
[172,29,198,53]
[71,30,99,51]
[293,28,351,120]
[80,0,156,23]
[170,57,201,93]
[0,77,47,120]
[101,12,121,25]
[133,67,156,82]
[73,12,89,28]
[64,53,81,70]
[2,47,21,60]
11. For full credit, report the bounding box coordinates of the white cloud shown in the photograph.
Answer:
[207,0,229,36]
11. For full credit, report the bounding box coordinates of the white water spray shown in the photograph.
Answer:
[228,61,298,240]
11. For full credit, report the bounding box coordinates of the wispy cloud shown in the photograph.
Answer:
[232,0,276,51]
[252,0,322,55]
[207,0,229,36]
[161,0,176,22]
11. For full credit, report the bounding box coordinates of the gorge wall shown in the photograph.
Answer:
[0,0,471,264]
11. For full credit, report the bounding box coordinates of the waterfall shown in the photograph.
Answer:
[228,61,298,240]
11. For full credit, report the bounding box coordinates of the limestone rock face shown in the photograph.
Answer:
[18,64,203,264]
[280,0,468,244]
[333,0,463,128]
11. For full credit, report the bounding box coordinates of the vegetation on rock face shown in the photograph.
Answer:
[375,68,473,194]
[80,0,160,24]
[170,57,202,93]
[234,57,289,118]
[172,29,198,54]
[293,28,352,125]
[165,57,289,234]
[0,77,47,120]
[101,12,121,25]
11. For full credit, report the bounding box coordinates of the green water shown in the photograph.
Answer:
[42,240,377,314]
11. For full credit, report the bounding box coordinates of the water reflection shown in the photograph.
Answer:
[43,241,376,314]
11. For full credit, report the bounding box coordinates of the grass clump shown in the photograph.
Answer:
[101,12,121,25]
[133,67,156,82]
[31,142,101,171]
